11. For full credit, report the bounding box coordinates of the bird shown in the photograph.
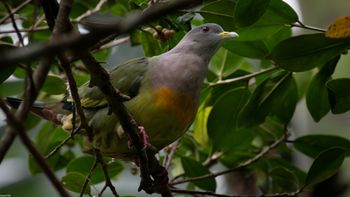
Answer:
[7,23,238,159]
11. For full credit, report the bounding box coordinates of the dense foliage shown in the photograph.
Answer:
[1,0,350,196]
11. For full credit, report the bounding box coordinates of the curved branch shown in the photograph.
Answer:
[171,130,289,186]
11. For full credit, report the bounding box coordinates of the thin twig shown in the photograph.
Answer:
[2,2,25,46]
[0,99,70,197]
[208,66,279,87]
[45,127,80,159]
[291,21,326,32]
[74,0,108,22]
[171,188,301,197]
[98,36,130,50]
[171,130,289,186]
[163,140,178,170]
[98,184,108,197]
[95,150,119,197]
[0,0,33,24]
[0,0,201,65]
[170,188,234,197]
[80,154,99,197]
[0,26,49,34]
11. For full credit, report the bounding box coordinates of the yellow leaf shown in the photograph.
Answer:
[325,16,350,38]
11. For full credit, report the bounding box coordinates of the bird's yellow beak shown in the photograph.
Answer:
[219,31,239,38]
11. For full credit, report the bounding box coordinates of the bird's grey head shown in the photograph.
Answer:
[171,23,238,62]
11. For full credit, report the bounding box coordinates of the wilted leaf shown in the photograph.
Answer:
[326,16,350,38]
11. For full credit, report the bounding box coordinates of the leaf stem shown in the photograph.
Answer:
[291,21,326,32]
[208,66,279,87]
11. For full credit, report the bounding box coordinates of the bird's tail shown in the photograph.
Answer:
[5,97,69,125]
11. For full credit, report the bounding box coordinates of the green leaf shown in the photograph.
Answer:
[239,71,297,127]
[234,0,297,41]
[265,0,298,24]
[294,135,350,158]
[181,157,216,192]
[208,87,250,150]
[271,34,350,72]
[220,149,255,167]
[223,40,270,58]
[193,105,212,146]
[62,172,91,194]
[270,73,298,123]
[264,26,292,51]
[209,47,244,79]
[67,155,124,184]
[234,0,271,27]
[326,78,350,114]
[304,148,346,188]
[267,158,306,185]
[29,123,70,174]
[306,57,340,121]
[0,80,24,97]
[200,0,237,31]
[42,75,66,95]
[270,167,299,193]
[0,64,17,84]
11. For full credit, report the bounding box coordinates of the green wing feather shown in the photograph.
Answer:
[79,57,150,109]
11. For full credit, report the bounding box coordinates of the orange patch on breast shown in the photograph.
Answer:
[153,86,196,127]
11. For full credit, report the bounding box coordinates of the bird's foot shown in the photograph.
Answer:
[138,165,170,194]
[152,165,169,186]
[128,126,150,150]
[138,126,149,150]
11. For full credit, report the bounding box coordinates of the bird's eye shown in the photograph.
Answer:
[201,26,210,33]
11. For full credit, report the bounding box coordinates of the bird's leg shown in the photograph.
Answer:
[127,126,151,150]
[138,126,149,149]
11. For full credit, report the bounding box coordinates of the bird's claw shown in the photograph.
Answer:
[128,126,150,150]
[138,166,169,194]
[138,176,155,194]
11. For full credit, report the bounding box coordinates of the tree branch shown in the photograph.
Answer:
[95,150,120,197]
[0,0,201,65]
[2,2,25,46]
[292,21,326,32]
[0,0,33,24]
[171,188,302,197]
[80,154,98,197]
[73,0,108,22]
[171,130,289,186]
[0,99,70,197]
[208,66,279,87]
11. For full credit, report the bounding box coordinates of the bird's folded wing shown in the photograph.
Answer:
[78,57,150,109]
